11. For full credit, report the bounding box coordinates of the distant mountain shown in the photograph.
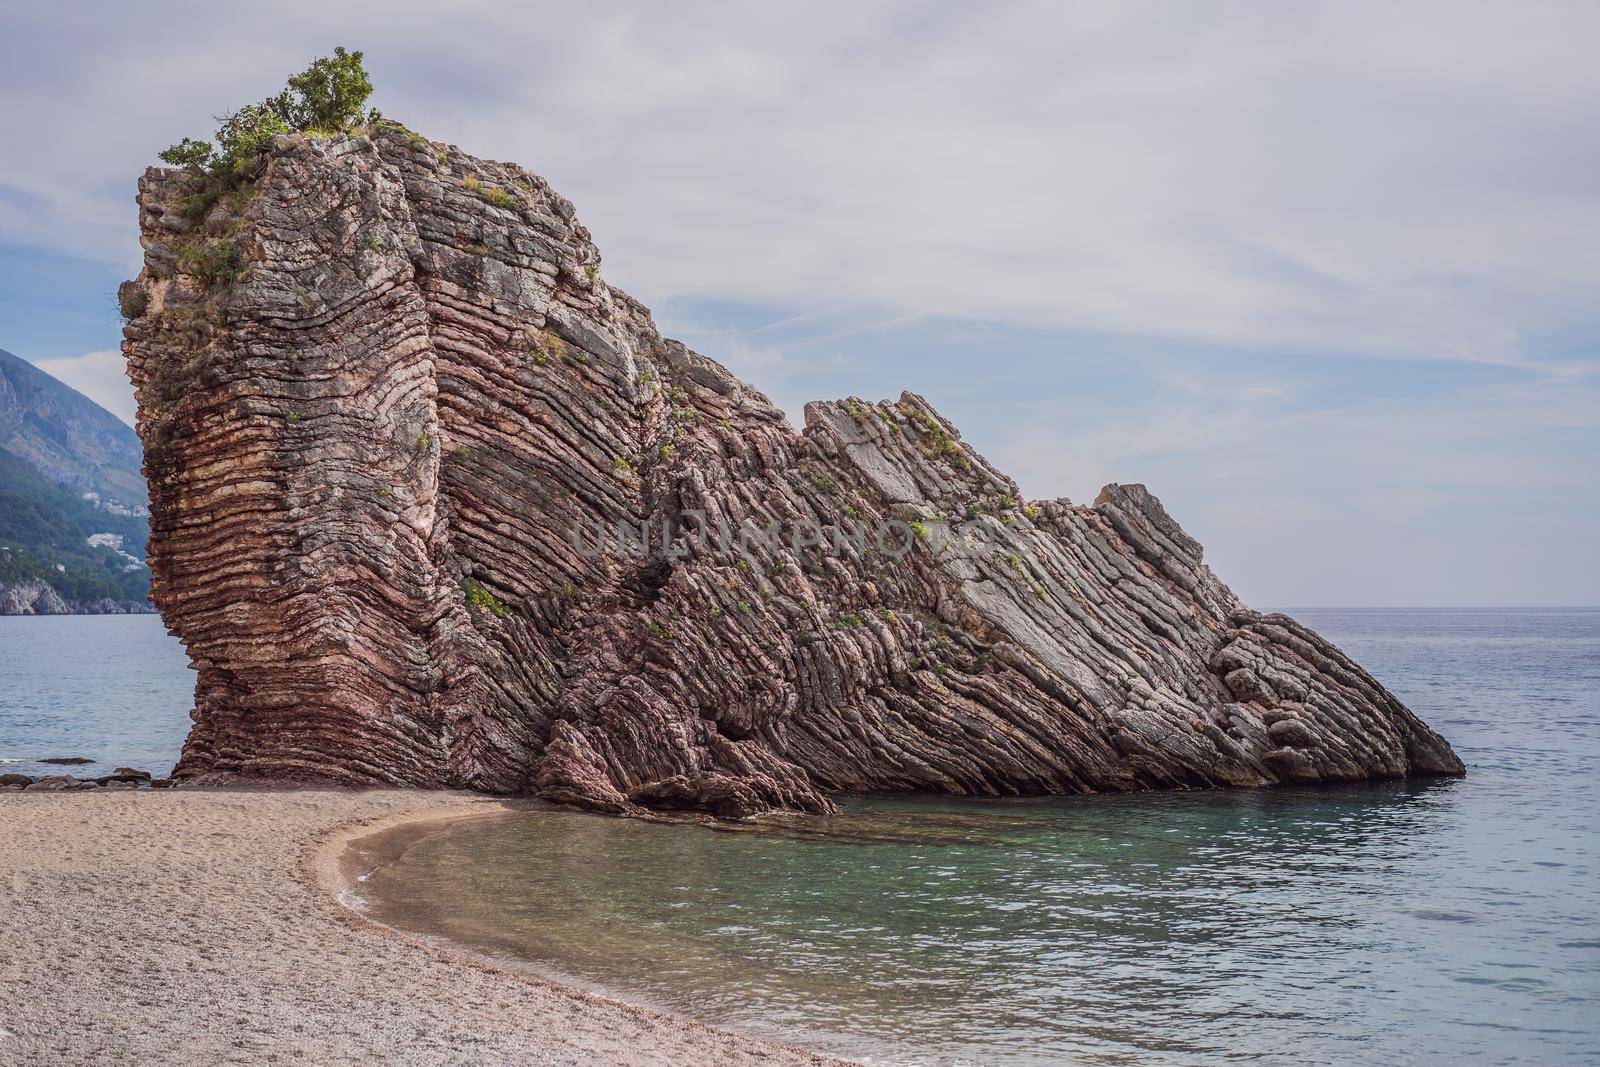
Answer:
[0,348,152,614]
[0,346,144,509]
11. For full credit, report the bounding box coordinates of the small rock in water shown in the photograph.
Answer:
[38,757,96,766]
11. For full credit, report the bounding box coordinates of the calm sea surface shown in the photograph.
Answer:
[5,610,1599,1063]
[0,615,193,777]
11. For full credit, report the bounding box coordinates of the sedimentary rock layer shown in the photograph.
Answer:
[120,126,1463,816]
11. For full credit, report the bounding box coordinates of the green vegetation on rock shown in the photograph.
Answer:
[160,47,376,178]
[463,580,510,618]
[177,240,242,285]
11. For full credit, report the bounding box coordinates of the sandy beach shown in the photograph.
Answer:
[0,788,839,1065]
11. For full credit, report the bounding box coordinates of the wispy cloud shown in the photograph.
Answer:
[989,370,1600,605]
[2,2,1598,370]
[1,2,1596,604]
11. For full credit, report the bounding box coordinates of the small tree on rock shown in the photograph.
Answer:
[279,47,373,132]
[158,137,217,172]
[159,47,376,178]
[214,102,293,170]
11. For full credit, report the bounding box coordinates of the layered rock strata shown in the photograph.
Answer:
[120,126,1463,816]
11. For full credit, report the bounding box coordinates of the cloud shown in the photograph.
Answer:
[1,3,1597,605]
[2,2,1598,369]
[986,368,1600,606]
[33,349,136,425]
[655,301,1600,604]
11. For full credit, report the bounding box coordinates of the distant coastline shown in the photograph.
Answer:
[0,578,154,615]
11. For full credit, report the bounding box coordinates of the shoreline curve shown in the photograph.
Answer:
[0,787,843,1065]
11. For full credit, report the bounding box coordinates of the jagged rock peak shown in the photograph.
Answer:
[120,124,1463,817]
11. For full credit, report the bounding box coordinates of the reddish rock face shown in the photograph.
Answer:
[120,126,1463,817]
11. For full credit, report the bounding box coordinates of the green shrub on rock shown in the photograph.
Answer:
[158,137,217,173]
[117,283,150,321]
[464,580,511,618]
[177,240,241,285]
[158,47,376,180]
[212,102,292,172]
[279,46,374,133]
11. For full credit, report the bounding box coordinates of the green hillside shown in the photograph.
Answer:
[0,444,151,605]
[0,346,145,507]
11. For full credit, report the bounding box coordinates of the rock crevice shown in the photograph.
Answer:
[121,126,1463,816]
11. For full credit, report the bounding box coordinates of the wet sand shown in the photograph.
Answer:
[0,788,841,1065]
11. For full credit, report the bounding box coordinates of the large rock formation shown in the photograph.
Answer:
[120,126,1462,816]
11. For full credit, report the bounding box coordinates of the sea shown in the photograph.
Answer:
[4,609,1598,1064]
[0,614,194,778]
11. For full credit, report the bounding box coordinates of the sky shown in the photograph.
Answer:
[1,1,1596,606]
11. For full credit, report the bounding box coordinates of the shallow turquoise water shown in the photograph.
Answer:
[354,609,1600,1065]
